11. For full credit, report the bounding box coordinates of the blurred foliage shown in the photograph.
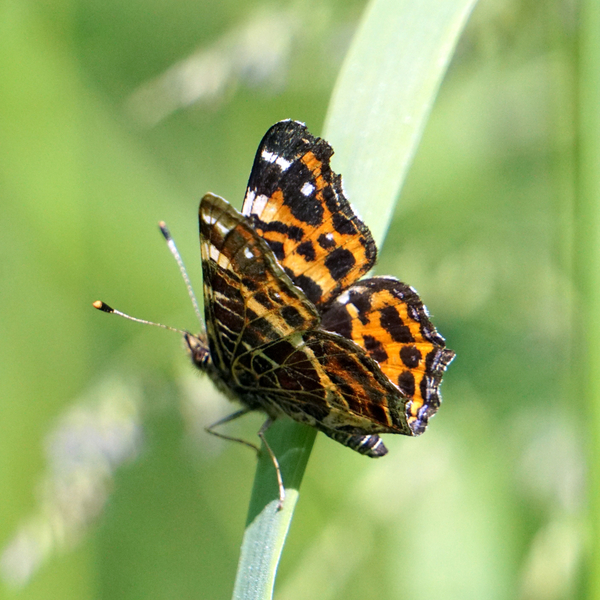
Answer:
[0,0,584,599]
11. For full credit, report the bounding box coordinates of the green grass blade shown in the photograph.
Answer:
[232,421,315,600]
[232,1,478,598]
[324,0,478,245]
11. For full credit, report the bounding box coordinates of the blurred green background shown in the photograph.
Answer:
[0,0,583,599]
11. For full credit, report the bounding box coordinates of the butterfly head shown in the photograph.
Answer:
[184,332,211,370]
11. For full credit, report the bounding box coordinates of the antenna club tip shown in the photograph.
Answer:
[158,221,171,240]
[93,300,114,313]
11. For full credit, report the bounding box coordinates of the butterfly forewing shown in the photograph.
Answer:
[242,120,377,308]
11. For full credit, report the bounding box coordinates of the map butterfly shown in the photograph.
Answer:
[96,120,455,506]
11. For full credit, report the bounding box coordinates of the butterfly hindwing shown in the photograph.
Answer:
[241,120,377,308]
[231,330,412,455]
[234,330,411,432]
[292,330,412,436]
[320,277,456,435]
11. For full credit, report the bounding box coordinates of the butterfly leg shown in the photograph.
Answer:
[257,418,285,510]
[205,408,260,454]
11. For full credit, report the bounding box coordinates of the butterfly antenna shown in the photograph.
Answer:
[158,221,203,326]
[92,301,187,335]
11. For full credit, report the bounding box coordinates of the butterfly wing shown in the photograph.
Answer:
[199,194,412,454]
[241,120,376,308]
[320,277,455,435]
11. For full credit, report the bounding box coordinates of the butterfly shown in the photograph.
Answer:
[96,120,455,506]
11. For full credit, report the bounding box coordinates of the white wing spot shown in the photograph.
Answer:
[203,212,218,225]
[209,245,220,262]
[252,194,269,216]
[244,247,254,260]
[276,156,292,171]
[242,190,255,215]
[261,150,291,171]
[336,291,350,304]
[301,182,314,196]
[215,219,231,238]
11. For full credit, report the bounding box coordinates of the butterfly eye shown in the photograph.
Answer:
[184,333,211,369]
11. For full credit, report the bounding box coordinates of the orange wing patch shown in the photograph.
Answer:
[320,277,455,435]
[242,120,376,308]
